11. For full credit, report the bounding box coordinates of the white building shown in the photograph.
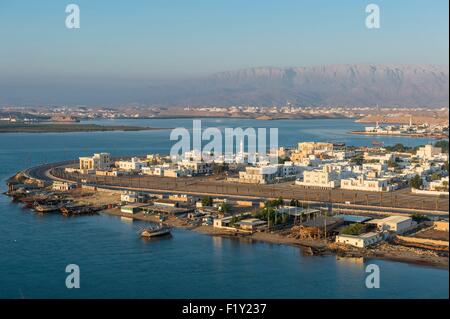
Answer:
[237,165,279,184]
[363,162,388,173]
[142,164,192,178]
[120,191,147,203]
[295,165,341,188]
[179,160,212,175]
[116,157,147,172]
[335,232,382,248]
[142,165,165,176]
[364,152,393,162]
[213,216,234,229]
[341,175,391,192]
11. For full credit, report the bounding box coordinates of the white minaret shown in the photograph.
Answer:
[239,138,244,156]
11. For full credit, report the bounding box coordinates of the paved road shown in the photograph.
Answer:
[49,166,449,214]
[25,160,77,182]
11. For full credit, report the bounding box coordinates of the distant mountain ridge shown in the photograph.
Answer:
[1,64,448,107]
[144,64,449,107]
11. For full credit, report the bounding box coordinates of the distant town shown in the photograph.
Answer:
[1,105,448,124]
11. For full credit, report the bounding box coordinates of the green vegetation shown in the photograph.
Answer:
[289,199,303,207]
[0,122,159,133]
[411,213,430,223]
[264,197,284,208]
[434,140,449,153]
[387,159,399,168]
[252,197,287,227]
[430,172,442,181]
[201,196,213,207]
[230,214,244,225]
[218,202,231,214]
[410,174,423,189]
[384,143,413,153]
[339,223,364,236]
[254,207,282,227]
[350,154,364,165]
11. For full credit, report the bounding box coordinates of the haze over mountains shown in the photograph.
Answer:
[1,64,448,107]
[145,64,448,108]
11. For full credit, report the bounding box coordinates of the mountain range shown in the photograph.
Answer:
[1,64,448,107]
[142,64,448,107]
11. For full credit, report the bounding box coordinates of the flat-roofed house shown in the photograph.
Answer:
[213,216,233,228]
[235,218,267,231]
[335,232,382,248]
[121,203,149,215]
[368,216,417,234]
[52,181,77,191]
[295,165,341,188]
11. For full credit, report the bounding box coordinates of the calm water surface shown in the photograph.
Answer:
[0,118,447,298]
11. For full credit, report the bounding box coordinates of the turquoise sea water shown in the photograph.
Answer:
[0,118,447,298]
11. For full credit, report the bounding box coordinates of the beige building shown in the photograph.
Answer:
[79,153,111,171]
[291,142,333,162]
[52,181,77,191]
[416,144,442,160]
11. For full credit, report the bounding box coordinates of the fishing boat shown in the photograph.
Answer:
[139,224,171,238]
[33,201,61,213]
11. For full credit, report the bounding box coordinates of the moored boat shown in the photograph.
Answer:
[139,224,171,238]
[33,202,61,213]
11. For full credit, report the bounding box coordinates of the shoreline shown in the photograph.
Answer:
[0,123,171,134]
[103,209,449,270]
[351,131,448,139]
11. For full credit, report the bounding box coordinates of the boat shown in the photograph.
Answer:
[33,201,61,213]
[371,140,384,147]
[139,224,171,238]
[60,204,101,216]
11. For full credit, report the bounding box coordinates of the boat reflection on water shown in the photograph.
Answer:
[336,256,365,265]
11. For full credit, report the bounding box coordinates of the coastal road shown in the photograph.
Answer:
[24,160,77,182]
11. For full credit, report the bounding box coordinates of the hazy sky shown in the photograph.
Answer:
[0,0,448,105]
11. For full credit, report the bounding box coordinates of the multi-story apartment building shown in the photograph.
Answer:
[79,153,111,171]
